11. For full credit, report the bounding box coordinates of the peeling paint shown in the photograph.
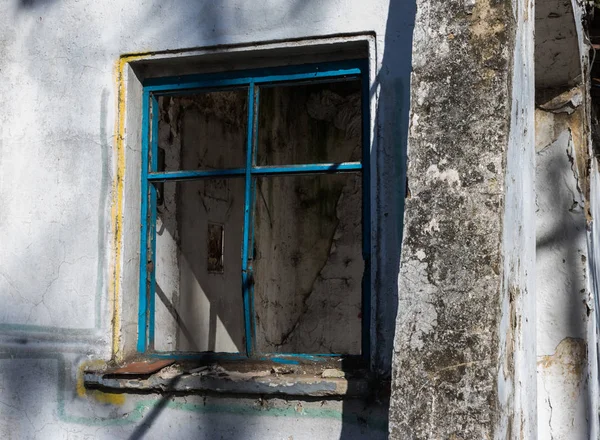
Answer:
[538,337,586,377]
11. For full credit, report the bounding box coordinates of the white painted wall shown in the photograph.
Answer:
[535,115,591,440]
[0,0,411,438]
[497,0,537,436]
[4,0,594,437]
[533,0,600,436]
[586,159,600,440]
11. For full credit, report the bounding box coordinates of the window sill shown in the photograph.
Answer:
[83,358,374,398]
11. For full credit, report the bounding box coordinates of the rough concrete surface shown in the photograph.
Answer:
[389,0,535,437]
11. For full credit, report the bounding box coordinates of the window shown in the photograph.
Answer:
[137,61,370,362]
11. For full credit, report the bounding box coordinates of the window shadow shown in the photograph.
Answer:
[128,376,182,440]
[16,0,59,9]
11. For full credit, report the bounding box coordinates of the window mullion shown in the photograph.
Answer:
[248,85,260,354]
[148,94,159,351]
[147,168,246,181]
[137,89,151,353]
[241,82,256,357]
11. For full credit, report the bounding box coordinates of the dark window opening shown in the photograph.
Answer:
[139,61,370,360]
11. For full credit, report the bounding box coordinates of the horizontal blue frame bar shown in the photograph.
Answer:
[148,352,357,362]
[148,168,246,181]
[145,71,360,93]
[252,163,362,175]
[147,162,363,182]
[143,60,365,93]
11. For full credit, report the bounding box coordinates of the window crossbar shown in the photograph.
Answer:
[146,162,363,182]
[143,61,364,93]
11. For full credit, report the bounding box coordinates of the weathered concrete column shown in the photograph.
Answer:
[389,0,536,438]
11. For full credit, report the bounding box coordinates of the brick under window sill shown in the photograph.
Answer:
[83,358,375,398]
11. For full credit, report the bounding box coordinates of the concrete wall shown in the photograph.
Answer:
[389,0,537,437]
[0,0,414,438]
[586,159,600,440]
[533,0,600,437]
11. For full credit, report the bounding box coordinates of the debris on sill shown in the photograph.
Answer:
[322,368,345,378]
[538,86,582,114]
[84,358,371,398]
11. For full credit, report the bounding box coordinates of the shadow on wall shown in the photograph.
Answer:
[535,128,590,439]
[536,137,588,346]
[16,0,59,9]
[339,0,416,437]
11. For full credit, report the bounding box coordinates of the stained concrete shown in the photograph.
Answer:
[389,0,536,437]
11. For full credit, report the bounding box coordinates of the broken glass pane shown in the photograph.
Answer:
[252,173,363,354]
[256,79,362,166]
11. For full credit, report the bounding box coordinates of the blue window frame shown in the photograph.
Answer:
[138,60,370,362]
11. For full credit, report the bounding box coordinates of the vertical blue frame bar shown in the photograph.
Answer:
[241,83,256,356]
[137,90,150,353]
[248,86,260,351]
[360,62,371,361]
[148,94,159,349]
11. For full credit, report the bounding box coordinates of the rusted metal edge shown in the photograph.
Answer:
[105,359,175,375]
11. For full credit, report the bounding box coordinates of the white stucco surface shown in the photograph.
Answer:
[535,123,590,440]
[0,0,412,438]
[497,0,537,436]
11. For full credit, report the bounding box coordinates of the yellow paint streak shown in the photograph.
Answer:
[76,361,126,406]
[110,53,152,362]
